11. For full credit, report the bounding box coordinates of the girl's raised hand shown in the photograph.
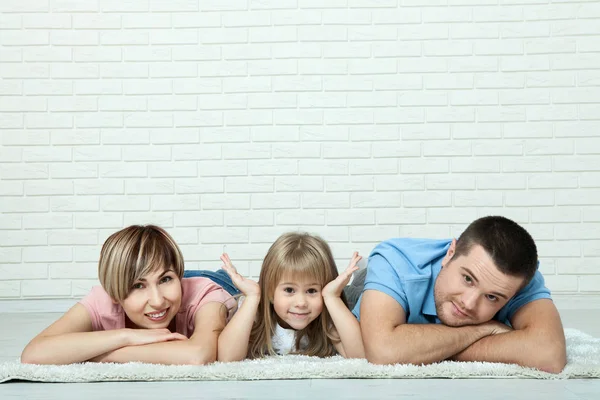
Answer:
[220,253,260,298]
[322,251,362,299]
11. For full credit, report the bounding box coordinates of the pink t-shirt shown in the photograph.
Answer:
[79,277,237,338]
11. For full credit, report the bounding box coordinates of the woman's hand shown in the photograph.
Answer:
[125,328,187,346]
[322,252,362,299]
[220,253,260,298]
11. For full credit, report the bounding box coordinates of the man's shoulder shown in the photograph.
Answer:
[369,237,452,274]
[374,237,452,250]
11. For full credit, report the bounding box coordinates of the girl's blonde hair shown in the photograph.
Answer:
[248,232,346,358]
[98,225,184,302]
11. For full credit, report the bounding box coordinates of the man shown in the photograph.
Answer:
[349,216,566,373]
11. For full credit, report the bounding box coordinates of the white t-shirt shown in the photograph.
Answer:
[272,322,309,355]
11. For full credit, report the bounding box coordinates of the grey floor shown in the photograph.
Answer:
[1,310,599,399]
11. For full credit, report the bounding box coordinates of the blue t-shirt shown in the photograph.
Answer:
[351,238,551,325]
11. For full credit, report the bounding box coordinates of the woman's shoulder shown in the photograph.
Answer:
[80,286,114,308]
[181,277,223,295]
[180,277,236,312]
[79,286,124,330]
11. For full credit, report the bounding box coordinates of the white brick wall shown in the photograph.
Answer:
[1,1,599,299]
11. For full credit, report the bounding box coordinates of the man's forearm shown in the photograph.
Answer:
[369,323,492,365]
[451,328,566,373]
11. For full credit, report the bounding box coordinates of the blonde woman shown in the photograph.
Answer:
[217,232,365,361]
[21,225,236,365]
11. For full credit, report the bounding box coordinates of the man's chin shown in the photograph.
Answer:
[438,313,473,327]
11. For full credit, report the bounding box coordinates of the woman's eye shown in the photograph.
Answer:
[132,283,144,290]
[160,276,172,284]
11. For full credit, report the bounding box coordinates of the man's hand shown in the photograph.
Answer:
[484,320,514,336]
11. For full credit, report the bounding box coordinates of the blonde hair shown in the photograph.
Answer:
[98,225,184,302]
[248,232,345,359]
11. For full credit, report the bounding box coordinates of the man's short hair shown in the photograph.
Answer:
[454,216,538,285]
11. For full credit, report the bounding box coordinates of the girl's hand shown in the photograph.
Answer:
[322,252,362,299]
[220,253,260,298]
[125,328,187,346]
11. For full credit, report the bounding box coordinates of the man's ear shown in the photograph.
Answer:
[441,239,457,268]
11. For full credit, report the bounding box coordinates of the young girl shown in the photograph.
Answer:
[21,225,236,365]
[217,232,365,361]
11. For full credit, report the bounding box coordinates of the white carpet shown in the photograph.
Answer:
[1,329,599,383]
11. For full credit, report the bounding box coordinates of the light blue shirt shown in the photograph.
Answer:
[352,238,551,325]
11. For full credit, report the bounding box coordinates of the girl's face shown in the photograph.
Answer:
[118,268,182,330]
[272,275,324,331]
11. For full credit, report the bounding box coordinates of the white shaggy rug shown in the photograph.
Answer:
[1,329,599,383]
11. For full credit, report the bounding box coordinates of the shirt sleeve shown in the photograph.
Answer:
[187,280,237,323]
[78,286,109,331]
[361,253,409,315]
[495,270,552,325]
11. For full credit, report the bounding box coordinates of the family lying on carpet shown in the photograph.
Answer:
[20,216,567,374]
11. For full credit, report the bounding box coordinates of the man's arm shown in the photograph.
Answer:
[451,299,566,373]
[360,290,499,365]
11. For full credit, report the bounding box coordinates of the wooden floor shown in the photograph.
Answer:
[1,308,599,399]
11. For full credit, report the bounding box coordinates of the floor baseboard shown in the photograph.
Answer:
[0,299,79,313]
[551,294,600,310]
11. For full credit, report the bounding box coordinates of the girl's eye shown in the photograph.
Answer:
[160,276,172,284]
[283,287,294,294]
[486,294,498,302]
[307,288,318,294]
[132,283,144,290]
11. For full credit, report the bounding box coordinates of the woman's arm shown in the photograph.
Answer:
[21,303,183,365]
[322,252,365,359]
[91,301,228,365]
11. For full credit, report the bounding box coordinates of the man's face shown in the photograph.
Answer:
[434,240,524,327]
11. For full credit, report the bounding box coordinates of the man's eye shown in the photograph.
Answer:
[486,294,498,302]
[464,275,473,284]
